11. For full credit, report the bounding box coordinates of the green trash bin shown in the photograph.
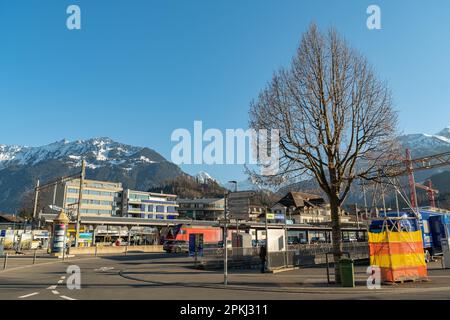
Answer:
[339,258,355,287]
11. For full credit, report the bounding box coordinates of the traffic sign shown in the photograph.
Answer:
[0,230,5,237]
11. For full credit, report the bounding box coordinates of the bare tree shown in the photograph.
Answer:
[249,24,398,283]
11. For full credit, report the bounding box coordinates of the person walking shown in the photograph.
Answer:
[259,245,267,273]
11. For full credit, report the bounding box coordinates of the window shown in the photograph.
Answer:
[156,206,165,213]
[423,220,430,234]
[167,206,177,213]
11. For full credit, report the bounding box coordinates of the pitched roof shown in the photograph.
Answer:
[0,213,25,223]
[276,192,325,208]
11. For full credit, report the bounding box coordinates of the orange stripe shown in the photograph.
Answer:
[369,242,424,255]
[379,266,428,282]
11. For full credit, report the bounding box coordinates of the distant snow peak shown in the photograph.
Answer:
[437,126,450,139]
[0,137,163,170]
[196,171,217,183]
[138,156,156,164]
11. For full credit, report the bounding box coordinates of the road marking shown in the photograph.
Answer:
[60,296,77,301]
[52,290,60,295]
[58,280,64,284]
[19,292,39,299]
[61,276,66,280]
[94,267,115,272]
[47,285,57,290]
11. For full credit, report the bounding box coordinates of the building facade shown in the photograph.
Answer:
[63,179,123,218]
[177,198,224,220]
[59,179,179,220]
[272,192,354,225]
[123,189,179,220]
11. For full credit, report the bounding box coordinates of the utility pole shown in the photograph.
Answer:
[395,188,401,217]
[75,160,86,247]
[52,183,58,206]
[355,203,360,230]
[33,180,40,219]
[284,217,288,268]
[406,149,420,215]
[265,207,270,272]
[223,191,229,285]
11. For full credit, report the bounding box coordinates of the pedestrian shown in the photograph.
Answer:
[259,245,267,273]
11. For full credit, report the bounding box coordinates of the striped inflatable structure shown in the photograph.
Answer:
[369,218,427,283]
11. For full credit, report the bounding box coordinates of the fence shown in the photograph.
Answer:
[197,242,369,271]
[268,242,369,270]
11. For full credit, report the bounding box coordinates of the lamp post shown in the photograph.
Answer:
[228,181,238,235]
[223,190,229,285]
[223,180,239,286]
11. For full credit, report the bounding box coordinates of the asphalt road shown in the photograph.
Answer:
[1,253,450,300]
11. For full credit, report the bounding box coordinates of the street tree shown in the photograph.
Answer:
[249,24,398,283]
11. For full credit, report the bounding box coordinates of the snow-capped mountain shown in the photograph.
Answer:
[0,138,185,213]
[0,138,163,171]
[398,126,450,157]
[195,171,218,184]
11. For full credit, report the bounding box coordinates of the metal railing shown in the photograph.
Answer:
[195,242,369,271]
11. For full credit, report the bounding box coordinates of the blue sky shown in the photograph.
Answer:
[1,0,450,183]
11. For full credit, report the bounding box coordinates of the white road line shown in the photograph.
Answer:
[60,296,77,301]
[52,290,60,295]
[47,285,57,290]
[19,292,39,299]
[58,280,64,284]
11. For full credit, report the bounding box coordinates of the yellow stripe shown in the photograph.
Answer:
[370,252,426,268]
[369,231,422,243]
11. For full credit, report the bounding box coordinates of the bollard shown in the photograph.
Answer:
[95,245,98,257]
[125,246,128,256]
[33,249,37,265]
[3,254,8,270]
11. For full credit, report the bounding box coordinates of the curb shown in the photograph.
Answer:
[0,256,99,274]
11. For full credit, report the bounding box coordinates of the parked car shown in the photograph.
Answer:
[163,240,189,253]
[218,240,232,249]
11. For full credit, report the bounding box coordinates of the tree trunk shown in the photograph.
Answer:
[329,193,343,284]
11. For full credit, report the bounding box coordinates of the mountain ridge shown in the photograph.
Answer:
[0,137,185,213]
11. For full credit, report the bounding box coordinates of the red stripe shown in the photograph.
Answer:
[369,242,423,255]
[379,266,427,282]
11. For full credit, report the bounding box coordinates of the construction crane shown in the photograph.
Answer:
[364,149,450,214]
[414,180,439,208]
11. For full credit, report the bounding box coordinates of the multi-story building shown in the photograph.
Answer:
[63,179,123,218]
[58,179,179,220]
[272,191,354,224]
[177,198,225,220]
[123,189,179,220]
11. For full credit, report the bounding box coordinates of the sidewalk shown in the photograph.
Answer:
[119,260,450,295]
[0,250,83,273]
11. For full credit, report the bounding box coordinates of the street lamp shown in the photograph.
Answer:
[223,190,229,285]
[222,180,239,286]
[228,180,238,193]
